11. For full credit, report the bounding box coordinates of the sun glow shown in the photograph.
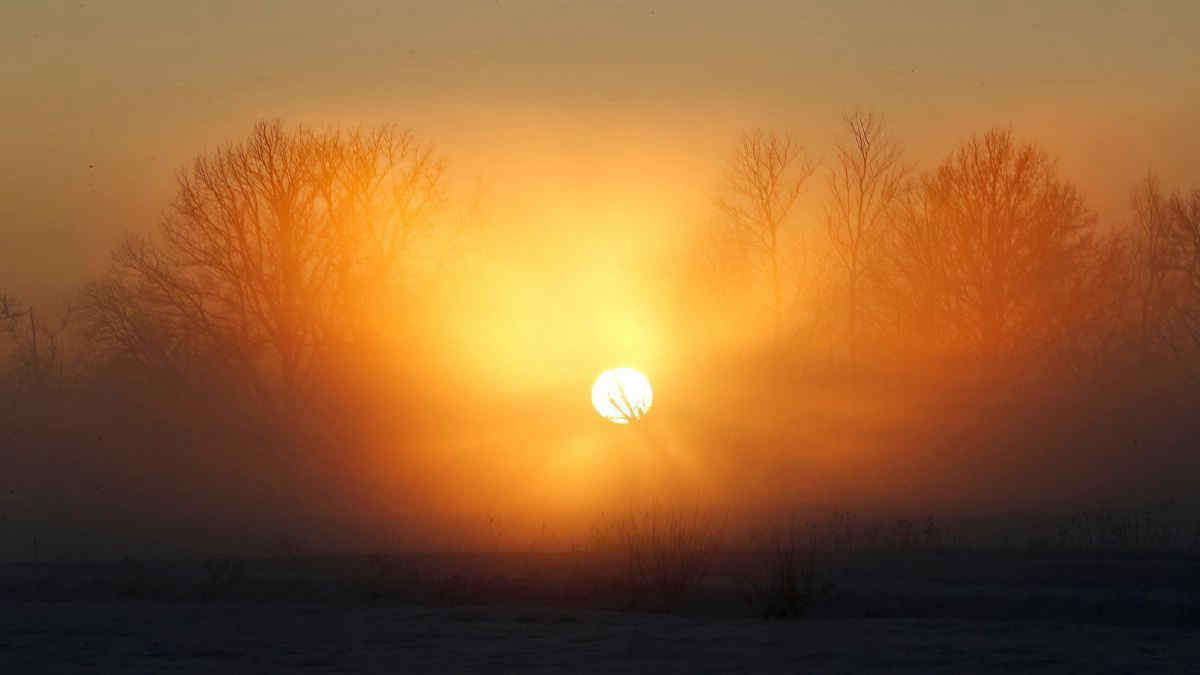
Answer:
[591,368,653,424]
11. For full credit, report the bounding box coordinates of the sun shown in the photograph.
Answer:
[591,368,653,424]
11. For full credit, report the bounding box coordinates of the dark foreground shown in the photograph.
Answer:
[4,552,1200,672]
[4,602,1199,673]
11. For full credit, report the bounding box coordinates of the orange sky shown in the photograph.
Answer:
[3,0,1198,302]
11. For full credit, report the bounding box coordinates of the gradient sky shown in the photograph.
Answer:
[3,0,1198,303]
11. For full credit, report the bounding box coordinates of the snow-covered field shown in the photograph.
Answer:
[3,553,1199,673]
[5,602,1200,673]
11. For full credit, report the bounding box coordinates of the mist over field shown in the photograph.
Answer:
[4,2,1200,562]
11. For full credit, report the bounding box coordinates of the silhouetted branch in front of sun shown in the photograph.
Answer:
[608,378,645,424]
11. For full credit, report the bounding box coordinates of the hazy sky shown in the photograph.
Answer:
[3,0,1198,302]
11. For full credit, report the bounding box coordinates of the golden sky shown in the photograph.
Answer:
[3,0,1198,302]
[4,2,1200,552]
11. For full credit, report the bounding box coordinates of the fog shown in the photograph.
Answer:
[3,1,1200,560]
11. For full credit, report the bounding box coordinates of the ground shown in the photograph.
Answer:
[4,602,1199,673]
[3,554,1198,672]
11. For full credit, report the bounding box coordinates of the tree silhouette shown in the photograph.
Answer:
[823,111,908,360]
[0,294,72,393]
[884,128,1097,356]
[82,120,445,403]
[716,130,815,338]
[1128,174,1179,362]
[1166,185,1200,350]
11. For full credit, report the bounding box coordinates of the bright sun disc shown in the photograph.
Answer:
[591,368,653,424]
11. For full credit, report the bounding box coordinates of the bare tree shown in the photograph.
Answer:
[1128,174,1179,362]
[1,294,73,393]
[1044,230,1134,377]
[1123,175,1200,362]
[824,111,908,360]
[884,128,1097,355]
[82,119,445,403]
[79,239,208,383]
[716,130,815,338]
[0,294,20,324]
[0,295,23,378]
[1166,186,1200,349]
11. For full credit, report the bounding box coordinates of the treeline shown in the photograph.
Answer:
[4,121,447,413]
[688,114,1200,512]
[706,114,1199,379]
[2,115,1199,523]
